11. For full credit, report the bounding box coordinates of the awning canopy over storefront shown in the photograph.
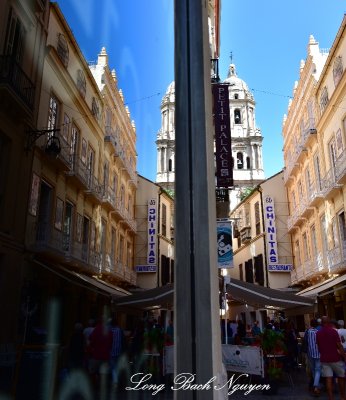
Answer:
[114,284,174,310]
[114,279,315,312]
[33,259,130,298]
[226,278,315,311]
[297,274,346,298]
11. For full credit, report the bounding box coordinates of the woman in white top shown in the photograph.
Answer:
[337,320,346,350]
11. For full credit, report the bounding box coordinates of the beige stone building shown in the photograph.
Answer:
[228,171,294,326]
[24,3,137,338]
[283,15,346,320]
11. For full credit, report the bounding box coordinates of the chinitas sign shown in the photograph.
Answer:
[212,84,233,188]
[147,199,157,267]
[264,196,290,272]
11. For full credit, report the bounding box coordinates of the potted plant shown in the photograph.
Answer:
[261,329,287,395]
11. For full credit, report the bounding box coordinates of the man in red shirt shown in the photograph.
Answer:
[316,316,346,400]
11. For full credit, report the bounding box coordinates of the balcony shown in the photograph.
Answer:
[321,168,342,199]
[111,199,137,232]
[240,227,251,244]
[0,55,35,114]
[300,119,317,148]
[104,126,117,154]
[335,151,346,184]
[327,242,346,274]
[102,186,116,210]
[85,175,103,203]
[66,156,89,189]
[306,180,324,207]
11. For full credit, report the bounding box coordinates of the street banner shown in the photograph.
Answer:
[263,195,279,266]
[222,345,264,377]
[217,221,233,268]
[147,198,157,266]
[212,83,233,188]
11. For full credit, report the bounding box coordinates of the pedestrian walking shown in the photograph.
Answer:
[338,320,346,351]
[109,316,125,391]
[316,316,346,400]
[306,319,321,396]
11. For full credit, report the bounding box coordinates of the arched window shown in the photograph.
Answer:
[237,152,243,169]
[234,109,241,124]
[57,33,69,67]
[246,157,251,169]
[168,158,173,172]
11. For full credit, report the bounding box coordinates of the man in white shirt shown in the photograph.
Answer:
[337,320,346,351]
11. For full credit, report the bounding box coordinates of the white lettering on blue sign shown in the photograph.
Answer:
[264,196,278,265]
[135,265,157,273]
[147,199,157,265]
[268,264,293,272]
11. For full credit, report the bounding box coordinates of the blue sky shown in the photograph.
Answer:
[56,0,345,181]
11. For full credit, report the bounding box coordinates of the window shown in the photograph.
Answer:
[239,263,243,281]
[70,124,79,167]
[319,86,329,113]
[120,185,125,208]
[47,94,59,133]
[161,255,170,285]
[246,157,250,169]
[110,228,116,266]
[236,152,243,169]
[314,154,322,191]
[310,224,317,259]
[127,242,133,269]
[333,56,343,86]
[332,217,339,249]
[119,235,124,266]
[5,7,24,62]
[62,113,70,143]
[76,69,86,98]
[57,33,69,67]
[302,232,310,261]
[294,240,301,267]
[320,215,328,256]
[63,201,74,251]
[339,212,346,242]
[254,201,260,235]
[245,259,254,283]
[234,93,239,99]
[82,216,90,262]
[161,203,167,237]
[234,109,241,124]
[91,97,100,120]
[254,254,264,286]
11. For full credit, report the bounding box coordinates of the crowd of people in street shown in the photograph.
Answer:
[302,316,346,400]
[61,315,174,394]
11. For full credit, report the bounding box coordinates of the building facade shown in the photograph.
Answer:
[134,175,174,290]
[283,16,346,320]
[228,171,293,326]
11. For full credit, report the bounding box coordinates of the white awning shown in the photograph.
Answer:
[297,274,346,298]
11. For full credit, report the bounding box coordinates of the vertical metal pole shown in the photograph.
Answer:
[174,1,227,399]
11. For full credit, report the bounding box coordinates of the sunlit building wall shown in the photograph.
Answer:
[283,16,346,319]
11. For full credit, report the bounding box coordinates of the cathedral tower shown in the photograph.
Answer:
[156,64,265,209]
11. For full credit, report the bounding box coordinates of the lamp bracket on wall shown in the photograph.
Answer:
[26,128,61,157]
